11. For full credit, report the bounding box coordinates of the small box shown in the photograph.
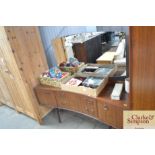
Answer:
[111,83,123,100]
[61,74,108,97]
[77,63,117,78]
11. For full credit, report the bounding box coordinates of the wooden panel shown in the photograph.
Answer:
[4,26,51,120]
[35,88,57,108]
[82,96,97,117]
[52,38,67,65]
[0,26,51,122]
[0,27,38,119]
[55,91,80,112]
[0,70,14,107]
[5,27,48,88]
[97,101,123,128]
[130,26,155,110]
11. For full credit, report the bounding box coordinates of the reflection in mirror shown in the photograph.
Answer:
[63,31,128,80]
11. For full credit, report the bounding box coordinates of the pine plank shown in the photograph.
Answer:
[52,38,67,65]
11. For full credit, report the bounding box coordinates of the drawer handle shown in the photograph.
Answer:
[87,100,94,104]
[87,101,93,104]
[103,105,108,111]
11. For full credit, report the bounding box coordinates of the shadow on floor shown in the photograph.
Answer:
[0,105,109,129]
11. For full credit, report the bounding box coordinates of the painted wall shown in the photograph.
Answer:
[97,26,129,34]
[86,26,97,32]
[39,26,92,67]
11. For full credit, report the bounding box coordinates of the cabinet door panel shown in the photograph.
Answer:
[130,26,155,109]
[56,91,84,113]
[83,97,97,117]
[97,101,123,128]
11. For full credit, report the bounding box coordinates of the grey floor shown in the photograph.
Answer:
[0,105,109,129]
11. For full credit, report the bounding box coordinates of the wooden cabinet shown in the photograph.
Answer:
[97,100,123,128]
[73,34,102,63]
[130,27,155,110]
[0,27,51,123]
[35,84,125,128]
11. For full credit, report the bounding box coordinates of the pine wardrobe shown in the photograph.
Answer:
[0,26,51,123]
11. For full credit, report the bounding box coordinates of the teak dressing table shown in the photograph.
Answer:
[35,81,129,129]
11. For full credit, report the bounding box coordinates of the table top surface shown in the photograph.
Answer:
[35,81,129,109]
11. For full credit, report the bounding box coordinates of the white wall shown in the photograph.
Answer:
[86,26,97,32]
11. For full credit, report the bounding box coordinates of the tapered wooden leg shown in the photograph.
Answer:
[108,126,113,129]
[56,108,62,123]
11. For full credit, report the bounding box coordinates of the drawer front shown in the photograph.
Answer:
[56,91,97,118]
[82,97,97,118]
[35,89,57,107]
[97,101,123,128]
[56,91,84,113]
[56,91,71,109]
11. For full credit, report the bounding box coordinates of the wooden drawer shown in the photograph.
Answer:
[35,89,57,108]
[97,100,123,128]
[55,91,72,109]
[56,91,84,113]
[56,91,98,118]
[81,97,97,118]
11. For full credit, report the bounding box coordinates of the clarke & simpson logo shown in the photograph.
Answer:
[127,114,154,125]
[123,111,155,129]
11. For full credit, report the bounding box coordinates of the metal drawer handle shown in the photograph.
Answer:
[103,105,108,111]
[87,101,93,104]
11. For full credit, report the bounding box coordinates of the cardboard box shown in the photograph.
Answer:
[61,74,108,97]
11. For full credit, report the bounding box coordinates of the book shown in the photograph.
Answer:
[66,78,82,86]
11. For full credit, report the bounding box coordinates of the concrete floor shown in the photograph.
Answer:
[0,105,109,129]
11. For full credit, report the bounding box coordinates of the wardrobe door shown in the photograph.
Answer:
[0,30,14,107]
[0,27,40,119]
[0,70,14,107]
[130,26,155,109]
